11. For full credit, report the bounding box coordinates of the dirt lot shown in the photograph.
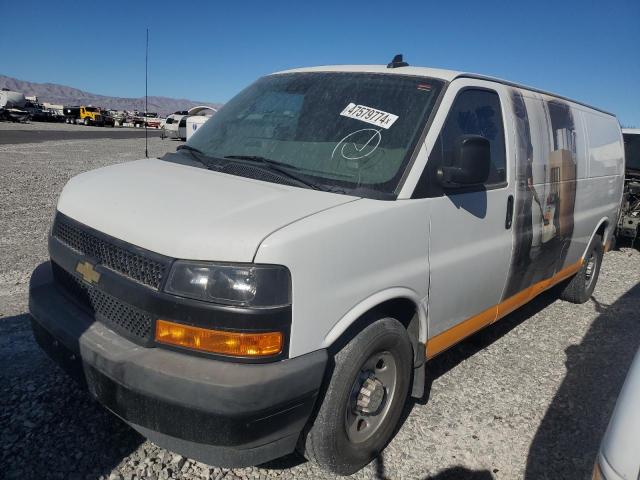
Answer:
[1,122,639,480]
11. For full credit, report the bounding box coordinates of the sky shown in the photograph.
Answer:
[1,0,639,126]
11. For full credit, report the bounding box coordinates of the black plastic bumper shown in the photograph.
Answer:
[29,262,327,467]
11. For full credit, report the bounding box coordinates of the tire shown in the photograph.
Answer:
[559,236,604,304]
[84,118,90,126]
[300,318,412,475]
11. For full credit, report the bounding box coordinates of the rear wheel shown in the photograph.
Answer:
[559,236,604,304]
[299,318,412,475]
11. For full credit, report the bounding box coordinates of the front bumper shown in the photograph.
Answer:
[29,262,327,467]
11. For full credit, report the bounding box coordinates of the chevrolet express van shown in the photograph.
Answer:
[29,58,625,475]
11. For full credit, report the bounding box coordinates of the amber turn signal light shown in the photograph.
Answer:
[155,319,283,357]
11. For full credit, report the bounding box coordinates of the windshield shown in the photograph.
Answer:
[624,133,640,171]
[185,72,443,196]
[85,107,98,112]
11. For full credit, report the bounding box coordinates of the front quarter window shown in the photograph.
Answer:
[184,72,443,197]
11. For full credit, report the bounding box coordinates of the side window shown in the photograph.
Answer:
[439,88,506,186]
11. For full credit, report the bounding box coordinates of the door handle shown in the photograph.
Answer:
[505,195,514,230]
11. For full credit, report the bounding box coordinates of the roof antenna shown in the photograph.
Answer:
[145,28,149,158]
[387,54,409,69]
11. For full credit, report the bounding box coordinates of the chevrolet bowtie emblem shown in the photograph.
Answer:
[75,261,101,284]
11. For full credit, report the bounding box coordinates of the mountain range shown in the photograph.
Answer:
[0,74,222,115]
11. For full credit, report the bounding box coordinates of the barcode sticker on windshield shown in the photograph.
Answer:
[340,103,399,130]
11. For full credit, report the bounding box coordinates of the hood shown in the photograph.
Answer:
[57,158,357,262]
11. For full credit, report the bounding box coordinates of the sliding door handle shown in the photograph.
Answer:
[505,195,514,230]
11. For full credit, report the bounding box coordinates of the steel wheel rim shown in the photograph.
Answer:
[345,351,398,444]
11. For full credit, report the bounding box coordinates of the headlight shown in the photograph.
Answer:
[164,261,291,307]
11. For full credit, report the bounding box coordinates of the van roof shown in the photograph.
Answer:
[275,64,615,117]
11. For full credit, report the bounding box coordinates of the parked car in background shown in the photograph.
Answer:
[132,111,162,128]
[593,348,640,480]
[616,129,640,245]
[29,58,624,475]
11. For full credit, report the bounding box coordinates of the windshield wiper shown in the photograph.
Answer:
[223,155,328,191]
[224,155,302,170]
[177,144,205,154]
[176,145,218,170]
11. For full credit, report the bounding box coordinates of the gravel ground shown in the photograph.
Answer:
[1,123,640,480]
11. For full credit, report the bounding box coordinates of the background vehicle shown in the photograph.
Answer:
[101,110,116,127]
[616,129,640,245]
[132,111,162,128]
[185,106,217,140]
[162,110,189,140]
[24,100,55,122]
[0,88,30,122]
[41,103,66,122]
[593,347,640,480]
[29,61,624,475]
[63,106,104,126]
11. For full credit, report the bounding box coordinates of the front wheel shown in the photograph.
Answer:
[299,318,412,475]
[559,236,604,304]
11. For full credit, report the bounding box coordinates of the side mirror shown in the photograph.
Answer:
[437,135,491,188]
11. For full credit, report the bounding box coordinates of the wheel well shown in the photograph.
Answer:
[327,298,419,356]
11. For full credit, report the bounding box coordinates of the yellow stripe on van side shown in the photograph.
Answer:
[426,259,583,359]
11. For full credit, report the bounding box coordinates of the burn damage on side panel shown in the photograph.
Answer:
[503,89,578,299]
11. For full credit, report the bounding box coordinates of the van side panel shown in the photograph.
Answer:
[585,111,625,178]
[572,110,625,249]
[503,89,583,298]
[503,86,623,303]
[558,106,592,265]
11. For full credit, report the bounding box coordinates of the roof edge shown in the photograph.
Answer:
[454,73,616,117]
[271,64,616,118]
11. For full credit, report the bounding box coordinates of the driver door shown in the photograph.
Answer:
[418,80,515,357]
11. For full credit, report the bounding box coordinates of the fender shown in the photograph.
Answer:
[584,217,610,259]
[321,287,428,349]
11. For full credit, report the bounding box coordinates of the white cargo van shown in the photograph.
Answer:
[30,57,624,475]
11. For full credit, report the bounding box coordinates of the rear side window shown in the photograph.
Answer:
[437,89,507,186]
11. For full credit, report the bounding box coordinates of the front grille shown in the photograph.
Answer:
[52,262,153,342]
[52,215,167,289]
